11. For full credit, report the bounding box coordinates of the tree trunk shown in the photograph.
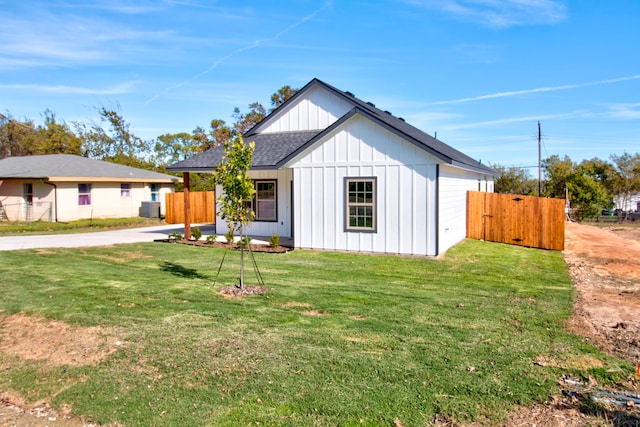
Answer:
[239,226,245,289]
[183,172,191,240]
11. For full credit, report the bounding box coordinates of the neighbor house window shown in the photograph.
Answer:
[121,183,131,198]
[78,184,91,206]
[23,183,33,205]
[150,184,159,202]
[252,180,277,221]
[345,177,377,232]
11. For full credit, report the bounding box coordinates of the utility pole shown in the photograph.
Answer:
[538,121,542,196]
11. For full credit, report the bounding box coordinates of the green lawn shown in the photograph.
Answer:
[0,217,164,235]
[0,240,631,426]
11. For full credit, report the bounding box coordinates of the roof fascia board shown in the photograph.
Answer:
[449,161,497,176]
[47,177,180,183]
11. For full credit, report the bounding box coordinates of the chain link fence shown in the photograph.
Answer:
[0,201,52,223]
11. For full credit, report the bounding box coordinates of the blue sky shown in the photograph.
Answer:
[1,1,639,172]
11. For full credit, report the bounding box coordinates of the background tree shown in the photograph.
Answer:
[0,113,38,159]
[270,85,297,111]
[34,110,82,155]
[212,135,256,288]
[153,132,197,173]
[489,163,537,195]
[232,102,266,134]
[610,152,640,217]
[543,155,610,219]
[75,106,154,169]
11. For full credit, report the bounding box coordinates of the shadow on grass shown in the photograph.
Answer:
[160,261,209,280]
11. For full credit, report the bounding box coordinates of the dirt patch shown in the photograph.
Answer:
[563,222,640,363]
[218,284,268,298]
[0,314,122,426]
[0,313,122,367]
[504,221,640,426]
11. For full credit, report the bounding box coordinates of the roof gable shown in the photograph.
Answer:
[167,78,494,175]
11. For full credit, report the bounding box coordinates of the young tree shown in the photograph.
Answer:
[212,135,256,288]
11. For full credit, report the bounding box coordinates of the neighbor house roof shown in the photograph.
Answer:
[167,78,494,175]
[0,154,181,183]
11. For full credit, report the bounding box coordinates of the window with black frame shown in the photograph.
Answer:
[251,180,277,221]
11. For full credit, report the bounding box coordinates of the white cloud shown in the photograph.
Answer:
[402,0,567,28]
[0,81,140,95]
[605,102,640,120]
[429,75,640,105]
[441,111,582,131]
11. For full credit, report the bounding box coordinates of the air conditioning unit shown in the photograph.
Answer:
[139,201,161,218]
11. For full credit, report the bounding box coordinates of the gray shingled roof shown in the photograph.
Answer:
[168,131,321,172]
[0,154,181,182]
[167,78,494,175]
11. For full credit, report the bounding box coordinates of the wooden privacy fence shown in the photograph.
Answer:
[467,191,565,250]
[165,191,215,224]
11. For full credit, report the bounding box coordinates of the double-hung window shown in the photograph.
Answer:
[78,184,91,206]
[252,180,277,221]
[345,177,376,232]
[150,184,159,202]
[121,183,131,198]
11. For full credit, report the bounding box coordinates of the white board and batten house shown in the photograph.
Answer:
[0,154,181,222]
[168,78,495,256]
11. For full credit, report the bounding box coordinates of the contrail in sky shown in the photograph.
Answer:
[145,3,330,105]
[429,74,640,106]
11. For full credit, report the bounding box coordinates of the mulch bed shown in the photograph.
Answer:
[155,239,291,253]
[218,284,268,298]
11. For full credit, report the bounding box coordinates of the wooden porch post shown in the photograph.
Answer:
[183,172,191,240]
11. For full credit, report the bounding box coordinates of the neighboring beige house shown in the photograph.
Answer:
[0,154,181,222]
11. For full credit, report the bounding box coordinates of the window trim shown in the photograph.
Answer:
[78,183,91,206]
[251,180,278,222]
[344,176,377,233]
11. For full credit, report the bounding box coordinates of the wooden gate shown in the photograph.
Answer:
[466,191,565,250]
[165,191,215,224]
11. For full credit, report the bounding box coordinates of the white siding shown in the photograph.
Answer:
[290,115,439,256]
[216,169,293,238]
[262,86,352,133]
[438,165,493,254]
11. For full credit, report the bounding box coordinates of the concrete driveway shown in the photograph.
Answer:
[0,224,215,251]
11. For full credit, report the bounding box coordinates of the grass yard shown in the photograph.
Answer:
[0,240,631,426]
[0,217,164,235]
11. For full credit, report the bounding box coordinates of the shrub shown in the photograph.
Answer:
[269,233,280,248]
[225,229,234,244]
[168,231,182,241]
[192,226,202,241]
[205,235,216,244]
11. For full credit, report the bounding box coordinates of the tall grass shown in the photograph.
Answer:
[0,240,631,426]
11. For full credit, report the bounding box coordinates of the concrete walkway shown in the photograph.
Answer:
[0,224,215,251]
